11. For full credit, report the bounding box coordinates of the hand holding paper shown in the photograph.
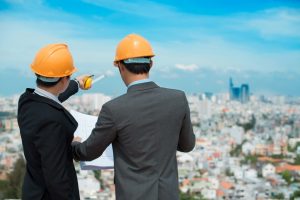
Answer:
[70,110,114,170]
[72,136,82,142]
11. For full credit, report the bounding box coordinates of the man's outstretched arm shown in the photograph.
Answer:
[72,105,117,161]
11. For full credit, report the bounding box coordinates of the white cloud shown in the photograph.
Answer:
[104,70,115,77]
[229,8,300,39]
[175,64,199,72]
[0,1,299,76]
[0,9,118,73]
[154,35,300,72]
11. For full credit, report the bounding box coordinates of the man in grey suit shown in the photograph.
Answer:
[72,33,195,200]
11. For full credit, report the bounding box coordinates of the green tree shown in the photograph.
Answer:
[225,168,234,177]
[288,144,294,152]
[93,170,101,181]
[290,190,300,200]
[0,180,9,199]
[271,192,284,199]
[229,144,242,157]
[179,191,207,200]
[294,155,300,165]
[237,115,256,132]
[288,142,300,152]
[0,155,25,199]
[230,140,247,157]
[271,154,284,159]
[180,191,195,200]
[93,170,103,189]
[242,155,258,165]
[282,170,293,185]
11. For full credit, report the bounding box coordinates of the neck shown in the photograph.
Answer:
[37,85,60,96]
[126,73,149,86]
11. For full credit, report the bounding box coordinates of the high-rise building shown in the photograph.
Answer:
[229,78,234,99]
[241,84,250,103]
[229,78,250,103]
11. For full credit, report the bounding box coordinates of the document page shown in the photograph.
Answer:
[70,110,114,170]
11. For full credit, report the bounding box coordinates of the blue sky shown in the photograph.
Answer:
[0,0,300,96]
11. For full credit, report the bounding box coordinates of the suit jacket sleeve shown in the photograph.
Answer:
[177,93,195,152]
[72,104,117,161]
[34,121,73,200]
[58,80,79,102]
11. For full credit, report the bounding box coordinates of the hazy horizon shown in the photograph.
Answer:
[1,67,300,97]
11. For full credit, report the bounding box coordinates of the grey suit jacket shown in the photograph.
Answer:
[72,82,195,200]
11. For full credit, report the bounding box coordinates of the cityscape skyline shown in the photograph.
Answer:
[1,88,300,199]
[1,67,300,97]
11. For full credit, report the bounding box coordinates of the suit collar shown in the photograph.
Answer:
[127,78,151,88]
[127,81,159,93]
[24,88,77,126]
[34,87,61,105]
[25,88,63,110]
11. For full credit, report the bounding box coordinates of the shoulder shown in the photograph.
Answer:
[160,87,185,95]
[157,87,187,102]
[19,97,64,122]
[101,86,188,112]
[102,93,127,110]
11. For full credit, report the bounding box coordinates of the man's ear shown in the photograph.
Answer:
[114,61,125,71]
[119,63,126,72]
[113,61,118,67]
[150,60,153,68]
[60,76,68,85]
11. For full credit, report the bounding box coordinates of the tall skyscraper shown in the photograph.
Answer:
[229,78,234,99]
[229,78,250,103]
[241,84,250,103]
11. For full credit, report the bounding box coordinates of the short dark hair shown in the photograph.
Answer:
[36,78,61,87]
[35,75,70,87]
[121,60,151,74]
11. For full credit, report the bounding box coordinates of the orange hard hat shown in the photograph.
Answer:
[31,43,77,77]
[114,34,155,62]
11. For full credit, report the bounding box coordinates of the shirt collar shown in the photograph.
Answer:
[127,78,152,88]
[34,87,62,105]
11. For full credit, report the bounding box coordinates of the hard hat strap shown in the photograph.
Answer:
[123,58,151,64]
[36,74,60,83]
